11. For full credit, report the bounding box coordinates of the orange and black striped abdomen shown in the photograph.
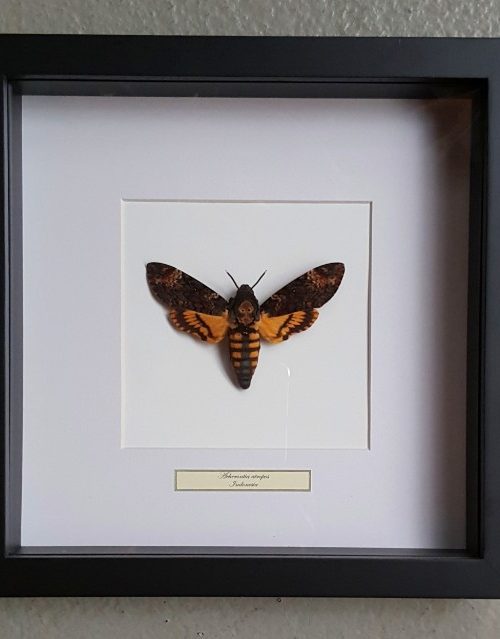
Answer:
[228,326,260,389]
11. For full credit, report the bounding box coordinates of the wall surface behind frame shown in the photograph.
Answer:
[1,0,500,36]
[2,1,500,638]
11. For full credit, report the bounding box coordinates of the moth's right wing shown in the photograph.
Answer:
[146,262,229,343]
[259,263,345,343]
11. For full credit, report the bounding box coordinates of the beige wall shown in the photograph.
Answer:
[1,1,499,637]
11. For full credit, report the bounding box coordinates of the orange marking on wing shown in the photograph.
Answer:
[259,310,319,343]
[169,309,228,343]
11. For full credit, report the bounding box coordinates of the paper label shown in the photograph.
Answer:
[175,469,311,491]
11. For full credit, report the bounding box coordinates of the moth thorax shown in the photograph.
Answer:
[233,285,259,326]
[236,300,256,325]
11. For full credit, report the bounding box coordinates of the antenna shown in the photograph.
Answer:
[226,271,239,288]
[251,270,267,289]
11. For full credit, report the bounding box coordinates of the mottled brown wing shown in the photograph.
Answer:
[146,263,229,343]
[146,263,228,314]
[259,263,345,316]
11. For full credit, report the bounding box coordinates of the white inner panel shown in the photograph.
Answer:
[122,200,370,449]
[21,96,470,548]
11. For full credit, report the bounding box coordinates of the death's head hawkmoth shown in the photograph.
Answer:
[146,262,345,389]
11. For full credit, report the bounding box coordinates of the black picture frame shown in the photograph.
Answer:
[0,35,497,598]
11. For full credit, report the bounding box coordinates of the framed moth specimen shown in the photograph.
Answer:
[1,35,498,599]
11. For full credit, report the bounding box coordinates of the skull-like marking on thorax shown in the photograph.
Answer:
[236,300,256,326]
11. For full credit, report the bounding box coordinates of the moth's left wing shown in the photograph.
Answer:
[146,262,229,343]
[259,263,344,344]
[168,308,229,344]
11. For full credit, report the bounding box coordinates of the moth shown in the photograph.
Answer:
[146,262,345,389]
